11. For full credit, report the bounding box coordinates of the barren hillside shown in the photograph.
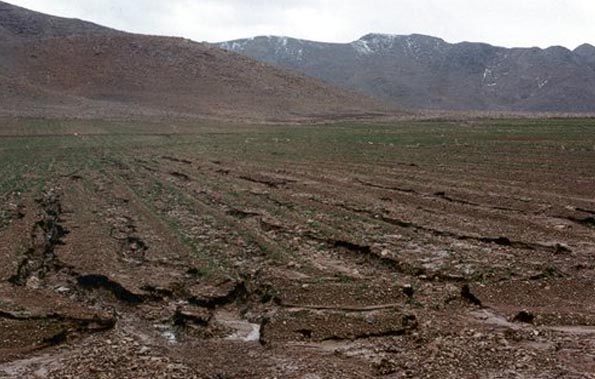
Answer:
[0,1,384,121]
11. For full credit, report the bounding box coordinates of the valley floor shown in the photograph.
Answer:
[0,118,594,378]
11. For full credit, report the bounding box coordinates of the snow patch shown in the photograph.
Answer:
[267,36,289,47]
[219,40,247,52]
[482,68,498,87]
[482,68,491,80]
[352,34,400,54]
[352,39,372,55]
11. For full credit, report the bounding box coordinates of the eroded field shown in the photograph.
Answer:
[0,119,594,378]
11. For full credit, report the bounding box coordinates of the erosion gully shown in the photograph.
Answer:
[0,119,594,378]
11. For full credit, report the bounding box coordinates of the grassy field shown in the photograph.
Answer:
[1,118,595,378]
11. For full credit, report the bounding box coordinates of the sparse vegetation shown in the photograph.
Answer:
[1,118,594,377]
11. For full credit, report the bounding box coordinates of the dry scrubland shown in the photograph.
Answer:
[0,118,594,378]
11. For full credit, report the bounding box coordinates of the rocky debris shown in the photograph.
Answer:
[9,190,68,286]
[44,337,200,379]
[373,357,400,376]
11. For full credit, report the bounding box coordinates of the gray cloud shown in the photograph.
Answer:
[7,0,595,48]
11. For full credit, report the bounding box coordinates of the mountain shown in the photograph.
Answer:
[574,43,595,66]
[218,34,595,112]
[0,1,383,121]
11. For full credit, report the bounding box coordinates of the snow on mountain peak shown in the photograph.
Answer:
[351,33,446,55]
[351,34,398,54]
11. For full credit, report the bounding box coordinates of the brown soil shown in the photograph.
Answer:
[0,119,594,378]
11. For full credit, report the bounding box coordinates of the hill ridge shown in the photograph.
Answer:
[0,1,384,121]
[218,33,595,112]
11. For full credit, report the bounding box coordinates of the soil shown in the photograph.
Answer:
[0,118,594,378]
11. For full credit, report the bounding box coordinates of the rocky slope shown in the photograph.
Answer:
[0,1,383,121]
[218,34,595,112]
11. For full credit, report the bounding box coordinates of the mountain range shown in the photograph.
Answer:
[0,1,381,121]
[3,0,595,118]
[218,34,595,112]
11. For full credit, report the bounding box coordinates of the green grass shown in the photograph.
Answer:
[0,117,592,201]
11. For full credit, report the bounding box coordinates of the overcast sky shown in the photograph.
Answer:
[7,0,595,48]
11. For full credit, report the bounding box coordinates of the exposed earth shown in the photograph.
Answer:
[0,118,594,378]
[0,1,386,122]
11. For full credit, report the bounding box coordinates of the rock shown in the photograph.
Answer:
[26,275,41,289]
[55,286,70,294]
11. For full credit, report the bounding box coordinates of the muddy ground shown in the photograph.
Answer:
[0,118,594,378]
